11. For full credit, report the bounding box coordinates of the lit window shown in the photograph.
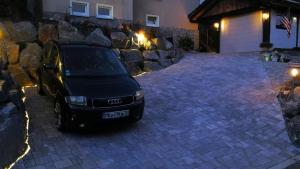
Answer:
[146,15,159,27]
[70,0,89,17]
[96,4,113,19]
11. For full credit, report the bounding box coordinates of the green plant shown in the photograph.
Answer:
[178,36,194,51]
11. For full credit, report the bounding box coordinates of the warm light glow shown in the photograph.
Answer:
[133,72,147,77]
[293,17,298,23]
[221,19,226,32]
[0,30,3,40]
[291,68,299,77]
[262,12,270,20]
[214,22,220,30]
[136,31,146,44]
[133,31,151,49]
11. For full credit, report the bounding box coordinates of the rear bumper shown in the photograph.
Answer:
[66,100,144,124]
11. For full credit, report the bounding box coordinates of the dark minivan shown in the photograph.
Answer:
[38,41,144,130]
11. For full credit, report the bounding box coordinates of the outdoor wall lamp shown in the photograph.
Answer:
[293,17,298,23]
[214,22,220,31]
[291,68,299,78]
[262,12,270,20]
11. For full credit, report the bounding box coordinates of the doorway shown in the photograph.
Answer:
[199,21,220,53]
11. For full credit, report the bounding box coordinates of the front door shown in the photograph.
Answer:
[199,21,220,53]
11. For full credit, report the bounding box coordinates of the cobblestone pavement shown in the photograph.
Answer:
[14,53,300,169]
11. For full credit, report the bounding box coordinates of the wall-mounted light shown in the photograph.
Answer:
[214,22,220,31]
[291,68,299,78]
[262,12,270,20]
[293,17,298,23]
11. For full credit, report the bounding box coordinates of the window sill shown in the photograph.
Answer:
[96,16,113,20]
[70,13,89,17]
[146,24,160,28]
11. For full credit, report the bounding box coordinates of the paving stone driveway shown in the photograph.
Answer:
[14,53,300,169]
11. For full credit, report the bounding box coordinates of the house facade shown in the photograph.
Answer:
[42,0,133,22]
[189,0,300,53]
[133,0,201,49]
[37,0,200,48]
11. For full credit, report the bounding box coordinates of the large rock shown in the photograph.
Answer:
[38,23,58,44]
[159,58,173,68]
[111,32,130,49]
[143,50,159,61]
[124,62,143,76]
[8,64,33,87]
[19,43,42,80]
[0,41,8,69]
[157,50,172,60]
[152,37,173,50]
[0,23,11,41]
[85,28,111,47]
[0,80,9,102]
[7,42,19,65]
[143,61,162,72]
[8,22,37,42]
[58,21,84,41]
[120,49,143,64]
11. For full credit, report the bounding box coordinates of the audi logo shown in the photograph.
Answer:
[107,98,123,105]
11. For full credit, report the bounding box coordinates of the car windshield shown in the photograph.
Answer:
[62,46,127,77]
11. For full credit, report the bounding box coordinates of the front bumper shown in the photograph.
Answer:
[66,100,144,124]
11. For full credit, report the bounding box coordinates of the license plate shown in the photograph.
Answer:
[102,110,129,119]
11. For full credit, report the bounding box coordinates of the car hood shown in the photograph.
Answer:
[64,75,140,98]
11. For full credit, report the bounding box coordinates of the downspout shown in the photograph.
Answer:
[296,16,299,48]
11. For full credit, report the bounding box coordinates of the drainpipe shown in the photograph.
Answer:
[296,16,299,48]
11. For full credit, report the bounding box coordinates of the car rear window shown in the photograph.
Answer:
[62,45,127,77]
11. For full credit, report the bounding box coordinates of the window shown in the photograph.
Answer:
[146,15,159,27]
[96,4,113,19]
[62,46,127,76]
[70,0,89,17]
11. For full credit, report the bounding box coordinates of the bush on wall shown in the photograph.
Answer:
[178,36,194,51]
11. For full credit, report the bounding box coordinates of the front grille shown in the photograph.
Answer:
[92,96,134,108]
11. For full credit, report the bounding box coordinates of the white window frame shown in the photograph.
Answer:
[96,4,113,19]
[146,14,160,27]
[70,0,89,17]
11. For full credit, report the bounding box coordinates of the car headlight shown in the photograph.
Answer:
[65,96,87,106]
[135,90,144,101]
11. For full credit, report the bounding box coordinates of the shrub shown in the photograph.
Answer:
[178,36,194,51]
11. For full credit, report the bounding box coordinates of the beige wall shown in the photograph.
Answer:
[220,11,263,53]
[43,0,133,21]
[133,0,198,30]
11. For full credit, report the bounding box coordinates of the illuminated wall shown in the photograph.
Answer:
[133,0,199,30]
[220,11,263,53]
[42,0,133,21]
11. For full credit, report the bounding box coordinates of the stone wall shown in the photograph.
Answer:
[159,27,199,50]
[43,12,131,30]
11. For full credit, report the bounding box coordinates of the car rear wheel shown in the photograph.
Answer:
[54,100,70,131]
